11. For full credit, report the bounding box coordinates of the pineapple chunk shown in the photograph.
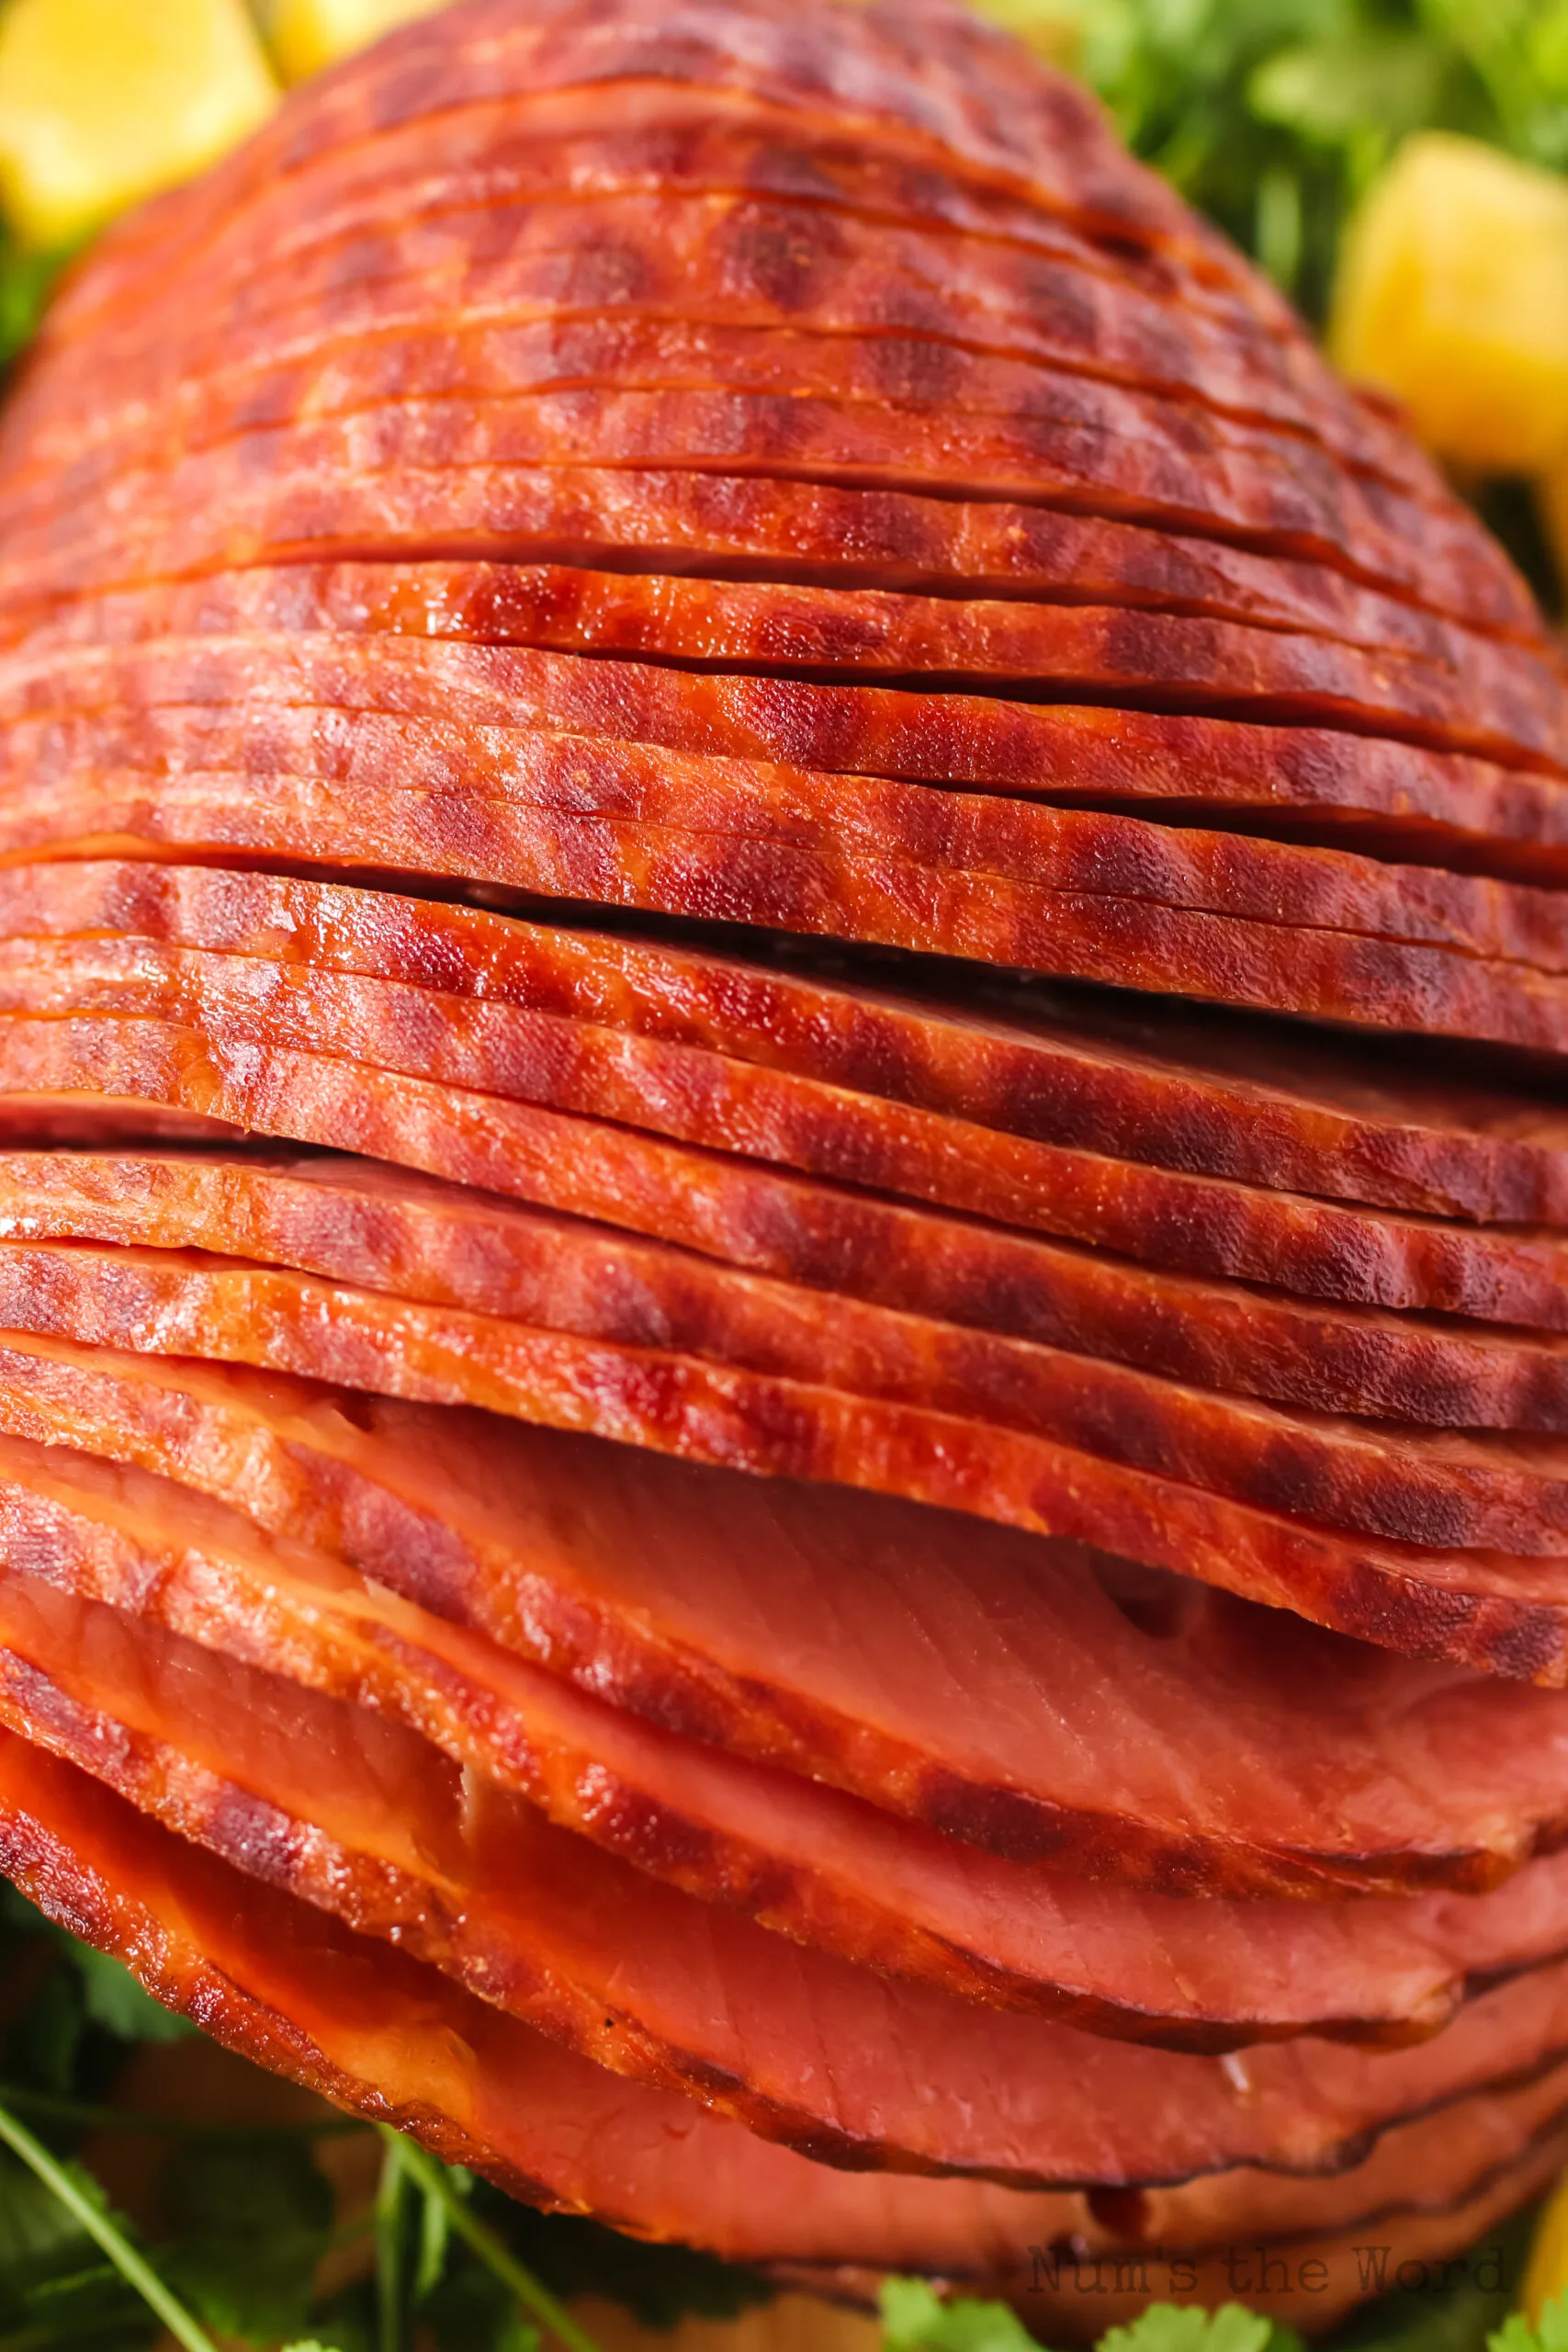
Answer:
[0,0,278,251]
[1329,131,1568,477]
[1523,2166,1568,2326]
[266,0,449,83]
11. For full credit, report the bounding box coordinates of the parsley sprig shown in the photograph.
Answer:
[1000,0,1568,320]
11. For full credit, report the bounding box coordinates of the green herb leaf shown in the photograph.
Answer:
[377,2130,599,2352]
[881,2278,1045,2352]
[1491,2292,1568,2352]
[162,2133,335,2347]
[488,2199,773,2330]
[1100,2309,1280,2352]
[0,2097,222,2352]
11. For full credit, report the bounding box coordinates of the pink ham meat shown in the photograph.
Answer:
[17,1566,1568,2179]
[8,1724,1568,2305]
[11,1407,1568,1928]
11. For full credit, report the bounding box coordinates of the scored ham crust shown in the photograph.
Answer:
[22,1150,1568,1558]
[10,566,1565,798]
[20,994,1568,1450]
[0,856,1556,1228]
[22,1222,1568,1675]
[0,345,1506,644]
[0,482,1506,664]
[5,116,1447,504]
[3,10,1457,500]
[11,587,1566,806]
[18,1567,1568,2179]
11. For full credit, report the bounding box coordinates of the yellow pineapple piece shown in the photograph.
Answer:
[0,0,278,250]
[266,0,450,83]
[1329,131,1568,476]
[1523,2171,1568,2326]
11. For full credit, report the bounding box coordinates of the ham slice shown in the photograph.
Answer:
[0,0,1562,2299]
[10,0,1431,482]
[17,1566,1568,2178]
[17,952,1568,1447]
[0,855,1555,1230]
[10,1412,1568,1918]
[18,1222,1568,1670]
[0,324,1504,673]
[12,694,1568,1027]
[802,2133,1568,2335]
[5,456,1497,676]
[7,1725,1567,2289]
[12,556,1559,779]
[28,774,1568,1049]
[0,382,1507,649]
[9,83,1441,510]
[21,564,1568,851]
[19,1148,1568,1559]
[7,223,1458,517]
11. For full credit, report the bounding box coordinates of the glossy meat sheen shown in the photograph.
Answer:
[10,1223,1568,1675]
[7,124,1439,506]
[26,1001,1568,1476]
[23,1011,1568,1339]
[21,1148,1568,1553]
[8,2,1460,508]
[15,1571,1568,2174]
[16,1335,1568,1916]
[6,1732,1568,2297]
[0,254,1499,638]
[0,226,1456,523]
[9,458,1500,657]
[0,383,1509,648]
[18,970,1568,1444]
[17,639,1568,975]
[12,779,1568,1046]
[0,858,1559,1229]
[0,0,1536,653]
[15,1436,1568,2085]
[7,516,1537,694]
[15,682,1568,926]
[13,563,1562,789]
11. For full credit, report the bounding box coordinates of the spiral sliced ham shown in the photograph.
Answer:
[6,0,1568,2316]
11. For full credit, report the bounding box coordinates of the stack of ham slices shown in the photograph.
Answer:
[6,0,1568,2330]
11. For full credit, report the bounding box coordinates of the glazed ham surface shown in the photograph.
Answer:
[8,0,1568,2323]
